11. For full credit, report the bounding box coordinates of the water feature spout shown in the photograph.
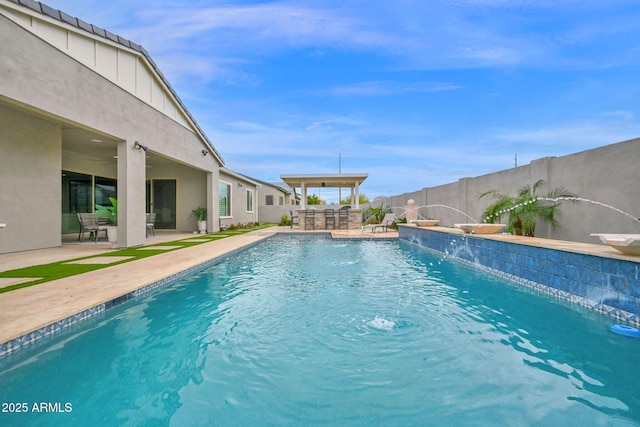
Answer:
[537,197,640,224]
[404,199,418,223]
[484,197,640,224]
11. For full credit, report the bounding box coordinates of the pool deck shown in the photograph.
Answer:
[0,227,398,348]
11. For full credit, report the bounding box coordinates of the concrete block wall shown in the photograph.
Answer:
[373,138,640,244]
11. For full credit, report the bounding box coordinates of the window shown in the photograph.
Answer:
[279,196,284,205]
[94,176,117,207]
[265,195,274,205]
[246,189,254,212]
[61,171,118,234]
[219,182,231,216]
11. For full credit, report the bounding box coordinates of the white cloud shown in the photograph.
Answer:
[324,81,462,97]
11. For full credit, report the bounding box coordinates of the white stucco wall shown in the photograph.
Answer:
[219,172,259,228]
[0,105,61,253]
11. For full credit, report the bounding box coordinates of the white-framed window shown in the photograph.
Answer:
[246,189,254,212]
[219,181,231,217]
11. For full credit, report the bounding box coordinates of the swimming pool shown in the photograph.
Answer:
[1,235,639,426]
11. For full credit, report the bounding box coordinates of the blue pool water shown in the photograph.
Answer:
[1,235,640,426]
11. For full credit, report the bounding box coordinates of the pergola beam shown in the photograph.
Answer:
[280,173,368,210]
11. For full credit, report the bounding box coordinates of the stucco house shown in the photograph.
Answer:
[0,0,230,254]
[245,177,299,224]
[218,168,260,230]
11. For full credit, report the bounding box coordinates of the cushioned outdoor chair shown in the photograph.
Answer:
[362,213,396,234]
[146,212,156,237]
[77,212,107,243]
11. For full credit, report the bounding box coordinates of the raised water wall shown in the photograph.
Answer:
[399,225,640,325]
[373,137,640,244]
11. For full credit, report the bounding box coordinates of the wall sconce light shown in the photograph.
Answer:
[202,150,208,156]
[134,141,148,151]
[321,182,326,188]
[237,182,243,187]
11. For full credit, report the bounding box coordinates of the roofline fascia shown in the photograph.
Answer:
[220,167,262,188]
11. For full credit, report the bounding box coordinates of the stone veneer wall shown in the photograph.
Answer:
[298,209,362,230]
[399,225,640,326]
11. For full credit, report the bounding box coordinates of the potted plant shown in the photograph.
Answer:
[95,197,118,247]
[191,207,207,234]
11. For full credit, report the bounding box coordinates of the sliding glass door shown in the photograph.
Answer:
[61,171,116,234]
[149,179,176,230]
[62,172,177,233]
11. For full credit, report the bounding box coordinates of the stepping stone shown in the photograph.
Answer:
[0,277,41,289]
[137,246,181,251]
[180,239,213,243]
[65,256,134,265]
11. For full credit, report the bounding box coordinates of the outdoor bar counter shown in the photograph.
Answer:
[296,208,362,230]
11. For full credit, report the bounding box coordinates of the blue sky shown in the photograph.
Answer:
[45,0,640,202]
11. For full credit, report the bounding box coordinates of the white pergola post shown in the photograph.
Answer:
[301,181,307,210]
[354,181,360,209]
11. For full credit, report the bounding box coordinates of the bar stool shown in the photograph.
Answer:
[290,210,299,228]
[324,209,335,229]
[338,206,350,229]
[305,209,316,230]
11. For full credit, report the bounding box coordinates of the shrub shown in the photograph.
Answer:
[478,179,577,237]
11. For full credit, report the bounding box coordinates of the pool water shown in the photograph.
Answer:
[1,235,639,426]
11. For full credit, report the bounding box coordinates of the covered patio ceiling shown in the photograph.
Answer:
[280,173,368,209]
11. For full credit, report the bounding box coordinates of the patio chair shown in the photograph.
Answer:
[338,206,350,229]
[77,212,107,243]
[290,210,299,229]
[324,209,335,229]
[362,213,396,234]
[146,212,156,237]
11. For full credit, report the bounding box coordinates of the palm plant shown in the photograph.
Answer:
[363,204,391,225]
[190,207,207,221]
[478,179,577,237]
[95,197,118,225]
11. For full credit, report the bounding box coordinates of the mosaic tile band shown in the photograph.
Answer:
[399,226,640,327]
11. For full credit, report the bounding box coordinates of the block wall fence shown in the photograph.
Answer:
[371,137,640,245]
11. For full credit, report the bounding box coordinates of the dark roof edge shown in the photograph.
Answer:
[236,173,292,194]
[8,0,225,165]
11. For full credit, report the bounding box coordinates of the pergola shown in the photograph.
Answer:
[280,173,369,210]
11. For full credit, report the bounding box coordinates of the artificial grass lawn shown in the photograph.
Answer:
[0,225,274,294]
